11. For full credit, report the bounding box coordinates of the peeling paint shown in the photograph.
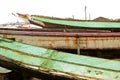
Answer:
[0,37,120,80]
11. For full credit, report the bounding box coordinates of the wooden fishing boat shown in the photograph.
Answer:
[15,13,120,32]
[0,37,120,80]
[0,28,120,52]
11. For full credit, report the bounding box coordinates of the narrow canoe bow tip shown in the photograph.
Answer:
[40,22,45,27]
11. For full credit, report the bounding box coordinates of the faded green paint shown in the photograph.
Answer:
[33,16,120,28]
[0,38,120,80]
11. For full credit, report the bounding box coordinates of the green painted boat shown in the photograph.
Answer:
[16,13,120,31]
[0,38,120,80]
[32,16,120,29]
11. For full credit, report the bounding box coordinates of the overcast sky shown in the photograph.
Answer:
[0,0,120,23]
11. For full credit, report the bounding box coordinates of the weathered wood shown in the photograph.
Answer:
[0,38,120,80]
[0,29,120,50]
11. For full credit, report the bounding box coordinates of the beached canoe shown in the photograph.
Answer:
[0,28,120,50]
[32,15,120,29]
[0,38,120,80]
[15,13,120,31]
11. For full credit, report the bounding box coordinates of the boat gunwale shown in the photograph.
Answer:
[0,29,120,37]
